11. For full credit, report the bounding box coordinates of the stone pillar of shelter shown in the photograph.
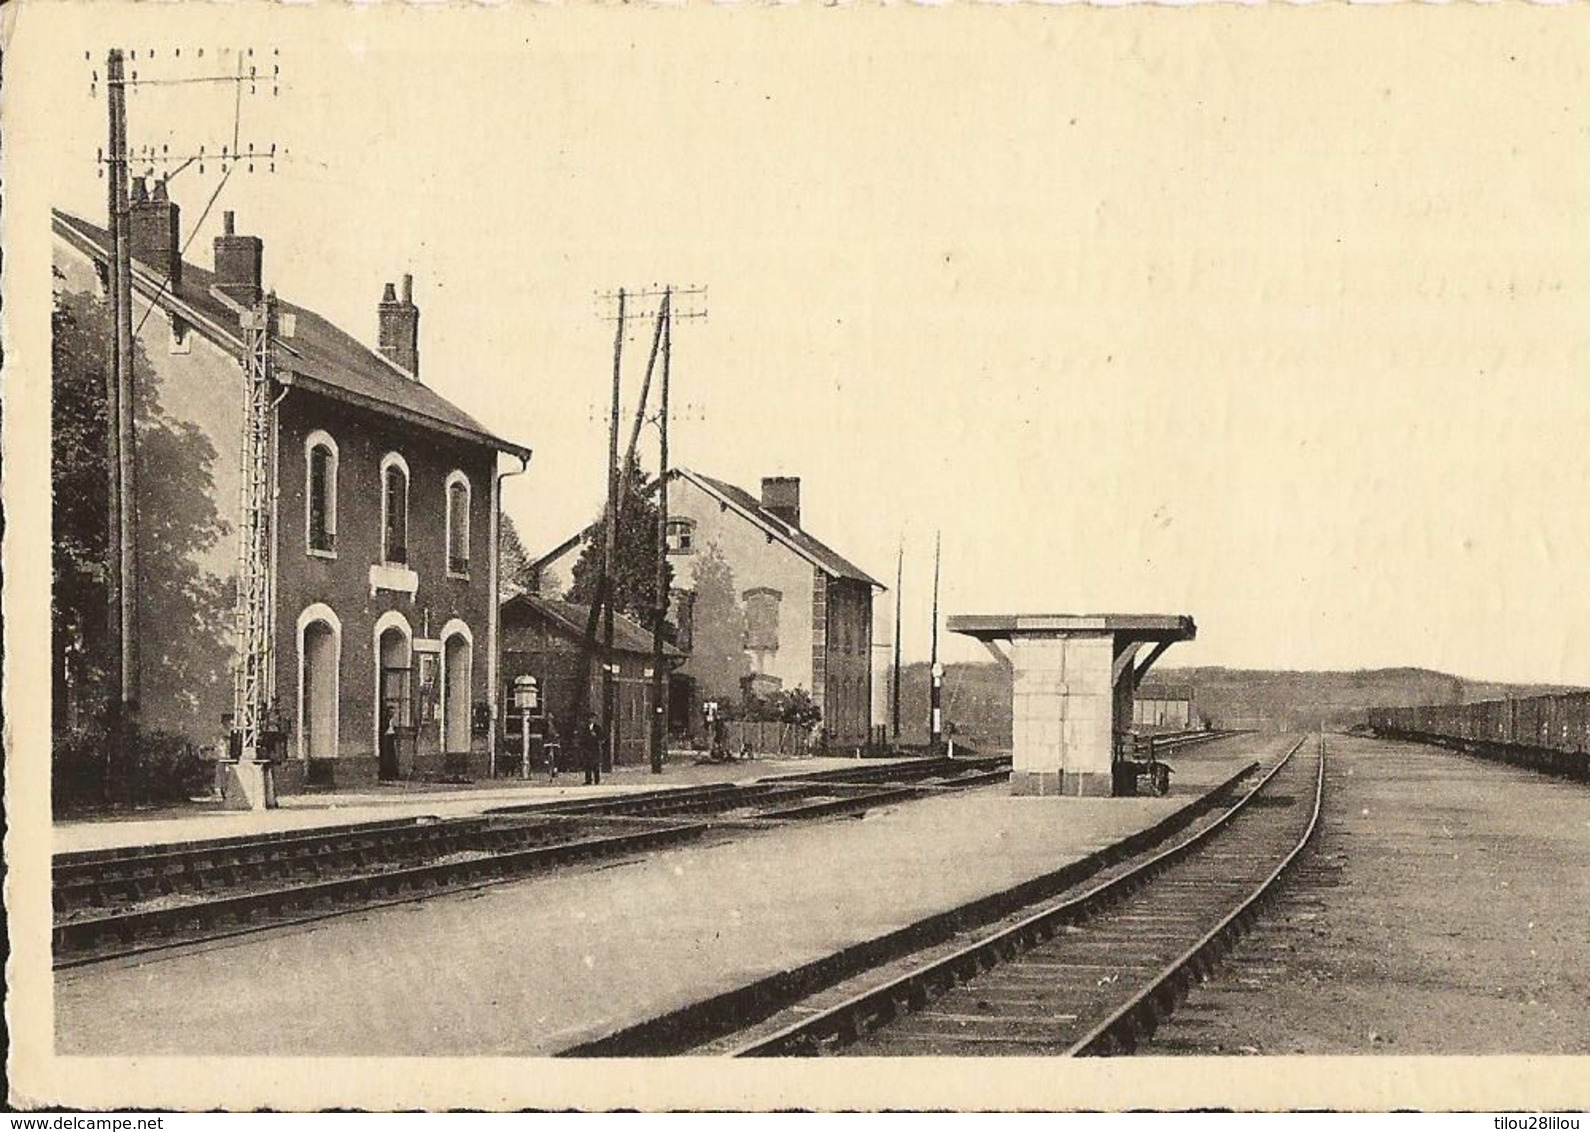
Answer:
[949,614,1197,798]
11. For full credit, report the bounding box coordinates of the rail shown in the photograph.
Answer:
[54,756,1016,969]
[1065,733,1326,1055]
[725,733,1314,1057]
[556,743,1268,1058]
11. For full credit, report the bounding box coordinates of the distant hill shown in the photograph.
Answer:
[887,662,1582,748]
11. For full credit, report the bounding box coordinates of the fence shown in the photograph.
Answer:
[722,720,814,757]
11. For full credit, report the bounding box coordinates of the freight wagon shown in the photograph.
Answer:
[1368,691,1590,780]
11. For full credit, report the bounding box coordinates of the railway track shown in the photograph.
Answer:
[556,735,1271,1057]
[53,755,1010,969]
[709,732,1323,1057]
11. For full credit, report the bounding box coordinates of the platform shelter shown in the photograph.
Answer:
[947,614,1197,797]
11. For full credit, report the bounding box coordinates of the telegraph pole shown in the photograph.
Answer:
[103,49,128,790]
[891,540,902,741]
[600,289,625,775]
[113,66,141,724]
[650,292,672,774]
[90,45,284,803]
[929,530,943,753]
[587,285,706,775]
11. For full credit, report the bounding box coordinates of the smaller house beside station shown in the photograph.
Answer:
[498,592,686,767]
[533,468,884,749]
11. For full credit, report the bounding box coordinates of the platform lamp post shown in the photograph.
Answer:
[513,675,539,781]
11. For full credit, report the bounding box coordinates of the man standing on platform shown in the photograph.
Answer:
[582,710,604,786]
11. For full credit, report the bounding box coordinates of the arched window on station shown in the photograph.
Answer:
[445,471,471,577]
[305,431,338,556]
[380,452,410,566]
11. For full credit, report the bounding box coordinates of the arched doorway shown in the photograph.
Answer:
[442,627,473,756]
[375,615,413,781]
[298,605,342,762]
[301,618,339,759]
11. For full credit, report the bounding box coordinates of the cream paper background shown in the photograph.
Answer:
[5,0,1588,1111]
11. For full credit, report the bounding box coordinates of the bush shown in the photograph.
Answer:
[52,727,108,812]
[53,723,215,811]
[730,687,822,730]
[126,727,214,804]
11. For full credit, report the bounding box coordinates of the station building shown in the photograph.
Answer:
[53,190,530,791]
[498,591,686,767]
[534,469,884,748]
[1133,683,1197,732]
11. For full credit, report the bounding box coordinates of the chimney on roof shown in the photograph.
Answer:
[761,476,801,529]
[212,209,263,307]
[378,273,420,377]
[128,176,181,289]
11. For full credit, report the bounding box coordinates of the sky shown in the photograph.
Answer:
[30,4,1590,683]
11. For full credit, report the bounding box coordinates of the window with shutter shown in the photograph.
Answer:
[666,518,695,554]
[744,588,782,654]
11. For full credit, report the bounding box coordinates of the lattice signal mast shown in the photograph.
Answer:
[234,295,279,761]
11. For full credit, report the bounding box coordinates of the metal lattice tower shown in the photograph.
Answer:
[233,293,277,759]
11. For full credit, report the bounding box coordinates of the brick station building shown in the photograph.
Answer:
[53,188,530,791]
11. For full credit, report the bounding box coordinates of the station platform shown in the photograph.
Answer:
[52,753,907,856]
[54,734,1283,1057]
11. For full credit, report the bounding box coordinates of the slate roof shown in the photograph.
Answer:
[52,209,531,459]
[500,590,685,658]
[531,467,884,589]
[680,469,883,588]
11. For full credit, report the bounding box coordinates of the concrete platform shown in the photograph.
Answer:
[54,733,1286,1057]
[53,754,907,856]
